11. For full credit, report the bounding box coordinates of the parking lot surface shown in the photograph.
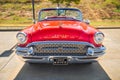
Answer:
[0,29,120,80]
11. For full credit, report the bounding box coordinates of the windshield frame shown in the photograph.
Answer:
[38,8,83,21]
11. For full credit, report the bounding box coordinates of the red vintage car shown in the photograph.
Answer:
[16,8,106,65]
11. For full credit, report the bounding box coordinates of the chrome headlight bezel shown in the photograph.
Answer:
[16,32,27,44]
[94,32,104,44]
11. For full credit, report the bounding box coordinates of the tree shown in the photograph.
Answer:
[49,0,80,7]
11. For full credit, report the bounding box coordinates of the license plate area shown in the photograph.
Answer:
[53,57,68,65]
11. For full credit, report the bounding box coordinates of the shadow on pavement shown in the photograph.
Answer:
[0,44,16,57]
[14,62,111,80]
[0,50,14,57]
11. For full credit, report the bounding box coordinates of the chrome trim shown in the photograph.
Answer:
[17,55,99,63]
[94,46,106,53]
[27,41,95,54]
[16,50,105,58]
[16,41,106,63]
[27,41,95,47]
[16,47,28,53]
[16,32,28,44]
[94,32,104,44]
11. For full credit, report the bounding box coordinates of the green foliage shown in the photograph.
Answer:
[49,0,80,7]
[114,9,120,13]
[0,0,40,3]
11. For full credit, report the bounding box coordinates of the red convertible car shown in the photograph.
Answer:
[16,8,106,65]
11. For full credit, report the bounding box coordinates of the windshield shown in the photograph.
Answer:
[38,8,82,21]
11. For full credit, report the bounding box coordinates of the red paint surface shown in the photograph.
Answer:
[19,20,102,47]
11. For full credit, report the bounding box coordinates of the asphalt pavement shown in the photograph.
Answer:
[0,29,120,80]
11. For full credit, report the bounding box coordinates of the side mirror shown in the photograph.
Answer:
[83,19,90,24]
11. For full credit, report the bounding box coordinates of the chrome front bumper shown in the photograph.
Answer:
[16,41,106,64]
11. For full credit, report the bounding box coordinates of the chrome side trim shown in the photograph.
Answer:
[16,47,28,53]
[94,46,106,53]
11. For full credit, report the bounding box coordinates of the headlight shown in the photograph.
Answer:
[16,32,27,44]
[94,32,104,44]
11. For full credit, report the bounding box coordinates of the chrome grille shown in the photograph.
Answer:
[27,41,94,56]
[34,44,87,54]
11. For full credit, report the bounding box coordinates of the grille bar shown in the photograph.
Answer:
[34,53,85,56]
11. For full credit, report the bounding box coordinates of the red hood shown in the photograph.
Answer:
[21,20,98,47]
[31,21,91,42]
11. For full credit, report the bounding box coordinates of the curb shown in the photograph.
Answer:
[97,27,120,29]
[96,26,120,29]
[0,26,25,31]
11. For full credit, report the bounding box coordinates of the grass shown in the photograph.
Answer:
[91,20,120,27]
[0,20,119,28]
[0,0,120,28]
[0,16,32,24]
